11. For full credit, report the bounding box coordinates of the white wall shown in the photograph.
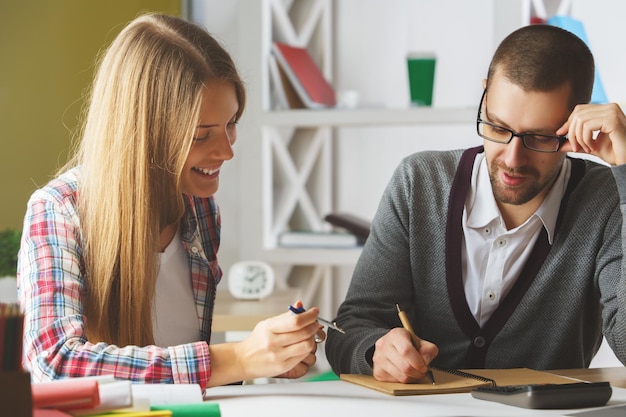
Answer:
[333,0,493,220]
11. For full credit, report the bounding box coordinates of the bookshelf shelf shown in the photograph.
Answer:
[260,107,475,127]
[261,247,362,266]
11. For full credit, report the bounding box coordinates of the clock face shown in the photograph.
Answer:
[227,261,275,299]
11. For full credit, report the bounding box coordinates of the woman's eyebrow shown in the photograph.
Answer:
[196,124,217,128]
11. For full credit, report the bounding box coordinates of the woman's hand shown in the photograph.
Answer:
[207,304,325,387]
[234,306,322,380]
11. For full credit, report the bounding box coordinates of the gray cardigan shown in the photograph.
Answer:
[325,147,626,374]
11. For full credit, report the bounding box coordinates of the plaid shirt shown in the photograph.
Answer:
[17,168,222,389]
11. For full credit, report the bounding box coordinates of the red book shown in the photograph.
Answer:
[271,42,336,108]
[32,378,100,410]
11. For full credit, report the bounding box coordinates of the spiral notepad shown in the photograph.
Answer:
[340,368,581,396]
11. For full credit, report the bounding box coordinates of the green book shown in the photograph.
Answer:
[151,402,220,417]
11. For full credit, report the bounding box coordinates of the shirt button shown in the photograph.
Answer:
[473,336,486,348]
[191,246,199,254]
[484,227,491,235]
[487,291,496,300]
[495,238,506,247]
[40,350,49,358]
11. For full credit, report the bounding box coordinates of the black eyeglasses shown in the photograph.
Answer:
[476,90,567,153]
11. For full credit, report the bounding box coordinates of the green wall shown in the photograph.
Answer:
[0,0,182,230]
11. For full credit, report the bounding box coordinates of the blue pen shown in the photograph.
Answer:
[288,305,306,314]
[289,304,346,334]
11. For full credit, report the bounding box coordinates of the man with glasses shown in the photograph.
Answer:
[326,24,626,383]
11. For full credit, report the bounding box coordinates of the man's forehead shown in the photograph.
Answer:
[485,78,571,131]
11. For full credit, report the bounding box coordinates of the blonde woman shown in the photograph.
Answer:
[17,13,323,388]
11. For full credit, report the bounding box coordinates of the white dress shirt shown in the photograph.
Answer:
[462,154,570,327]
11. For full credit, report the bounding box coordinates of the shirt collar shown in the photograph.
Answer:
[466,154,570,244]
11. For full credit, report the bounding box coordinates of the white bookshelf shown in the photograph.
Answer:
[235,0,484,315]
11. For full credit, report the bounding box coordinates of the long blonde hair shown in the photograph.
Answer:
[63,14,245,346]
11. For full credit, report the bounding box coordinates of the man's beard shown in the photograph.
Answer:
[488,161,558,206]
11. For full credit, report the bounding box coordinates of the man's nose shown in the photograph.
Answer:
[502,135,528,165]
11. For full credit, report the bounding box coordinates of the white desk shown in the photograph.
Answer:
[205,379,626,417]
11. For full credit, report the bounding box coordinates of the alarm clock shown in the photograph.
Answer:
[227,261,275,299]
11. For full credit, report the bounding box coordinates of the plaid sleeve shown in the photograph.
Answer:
[17,177,211,388]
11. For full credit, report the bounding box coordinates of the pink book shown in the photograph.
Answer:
[32,378,100,410]
[272,42,336,108]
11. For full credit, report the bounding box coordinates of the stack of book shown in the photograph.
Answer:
[0,304,220,416]
[30,376,219,416]
[324,212,371,245]
[277,213,372,249]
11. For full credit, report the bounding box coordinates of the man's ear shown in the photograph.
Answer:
[482,79,487,90]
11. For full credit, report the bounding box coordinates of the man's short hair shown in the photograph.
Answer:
[487,24,594,110]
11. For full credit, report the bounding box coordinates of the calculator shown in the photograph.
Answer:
[471,382,612,409]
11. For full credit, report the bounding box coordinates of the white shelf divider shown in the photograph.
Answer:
[261,107,475,127]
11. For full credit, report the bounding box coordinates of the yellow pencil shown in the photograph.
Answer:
[395,304,436,384]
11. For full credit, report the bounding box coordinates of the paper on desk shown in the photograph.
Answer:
[131,384,203,406]
[568,404,626,417]
[69,380,133,415]
[71,381,203,415]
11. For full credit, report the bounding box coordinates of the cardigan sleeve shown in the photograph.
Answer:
[601,163,626,365]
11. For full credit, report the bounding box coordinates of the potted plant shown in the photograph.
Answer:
[0,228,21,278]
[0,228,21,304]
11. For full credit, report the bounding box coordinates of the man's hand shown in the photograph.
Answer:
[558,103,626,166]
[372,327,438,383]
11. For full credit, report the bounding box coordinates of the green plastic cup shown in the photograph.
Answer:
[407,53,436,106]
